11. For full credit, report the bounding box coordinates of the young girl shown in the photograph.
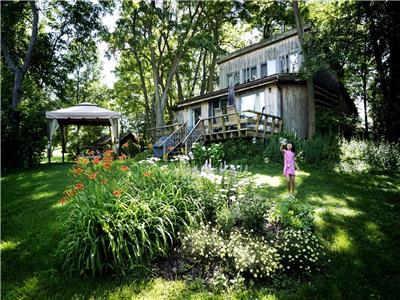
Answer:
[280,141,299,194]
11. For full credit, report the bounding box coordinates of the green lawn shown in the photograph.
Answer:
[2,162,400,299]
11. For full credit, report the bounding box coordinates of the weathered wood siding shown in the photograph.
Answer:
[281,83,307,139]
[219,35,300,89]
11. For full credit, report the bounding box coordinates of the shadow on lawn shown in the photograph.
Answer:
[1,163,76,298]
[295,169,400,299]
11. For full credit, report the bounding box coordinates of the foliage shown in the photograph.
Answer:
[268,197,315,231]
[66,126,106,159]
[1,75,48,170]
[121,140,141,158]
[221,138,265,163]
[58,154,205,276]
[191,142,224,167]
[263,132,340,167]
[338,139,400,174]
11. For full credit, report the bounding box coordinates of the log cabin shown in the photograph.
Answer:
[149,26,354,158]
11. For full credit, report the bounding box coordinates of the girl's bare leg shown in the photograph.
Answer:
[290,175,295,194]
[286,176,291,193]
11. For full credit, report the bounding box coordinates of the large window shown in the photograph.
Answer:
[227,72,239,86]
[289,52,301,72]
[279,55,290,73]
[240,91,265,117]
[261,63,268,77]
[267,60,276,76]
[243,66,257,83]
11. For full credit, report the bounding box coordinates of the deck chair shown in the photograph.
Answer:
[212,107,223,132]
[225,105,240,130]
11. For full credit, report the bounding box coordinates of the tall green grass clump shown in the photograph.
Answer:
[57,152,206,276]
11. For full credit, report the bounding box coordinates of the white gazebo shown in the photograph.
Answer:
[45,102,121,163]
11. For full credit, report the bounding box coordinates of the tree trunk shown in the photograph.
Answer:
[292,0,315,138]
[200,50,208,95]
[207,23,219,93]
[362,73,369,138]
[190,49,203,98]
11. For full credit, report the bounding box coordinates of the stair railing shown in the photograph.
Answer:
[158,122,187,159]
[180,119,204,155]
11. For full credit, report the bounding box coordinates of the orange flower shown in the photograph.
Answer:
[147,143,153,150]
[118,154,127,160]
[121,165,129,172]
[87,150,95,156]
[59,197,67,205]
[78,158,89,165]
[122,143,129,148]
[112,190,122,197]
[93,157,101,165]
[101,179,108,184]
[143,171,151,177]
[75,183,84,190]
[72,167,83,176]
[103,161,112,170]
[64,189,76,198]
[87,172,98,180]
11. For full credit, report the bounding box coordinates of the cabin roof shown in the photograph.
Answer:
[175,73,300,109]
[217,25,311,65]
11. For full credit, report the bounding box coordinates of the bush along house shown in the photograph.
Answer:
[150,26,356,158]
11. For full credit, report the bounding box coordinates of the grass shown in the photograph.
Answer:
[1,160,400,299]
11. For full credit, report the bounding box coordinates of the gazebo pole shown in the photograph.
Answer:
[47,119,51,164]
[60,124,65,163]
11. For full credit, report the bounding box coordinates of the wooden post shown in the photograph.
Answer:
[255,113,261,137]
[221,115,226,139]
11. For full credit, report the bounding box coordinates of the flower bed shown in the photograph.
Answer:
[58,152,328,287]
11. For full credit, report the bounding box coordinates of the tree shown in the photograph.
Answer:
[292,0,315,138]
[1,1,38,126]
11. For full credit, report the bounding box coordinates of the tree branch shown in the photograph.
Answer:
[1,36,18,73]
[22,1,39,73]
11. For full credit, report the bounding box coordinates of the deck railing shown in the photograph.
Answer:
[201,110,282,138]
[180,119,204,155]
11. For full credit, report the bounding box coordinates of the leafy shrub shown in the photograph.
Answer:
[121,140,140,157]
[235,188,269,232]
[1,98,47,170]
[263,132,340,167]
[221,139,265,162]
[276,229,326,274]
[267,197,314,231]
[338,139,400,174]
[191,143,224,167]
[58,152,206,276]
[132,150,153,161]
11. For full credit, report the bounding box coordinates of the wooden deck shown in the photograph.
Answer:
[148,109,282,158]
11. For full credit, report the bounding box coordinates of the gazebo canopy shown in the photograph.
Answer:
[45,102,121,162]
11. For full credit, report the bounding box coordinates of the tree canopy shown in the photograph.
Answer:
[1,0,400,169]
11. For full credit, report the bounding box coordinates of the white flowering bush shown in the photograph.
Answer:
[181,225,283,281]
[276,229,326,275]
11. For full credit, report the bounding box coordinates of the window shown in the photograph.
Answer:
[227,72,239,87]
[243,66,257,83]
[267,60,276,76]
[279,55,290,73]
[240,91,264,117]
[261,63,268,77]
[289,52,300,72]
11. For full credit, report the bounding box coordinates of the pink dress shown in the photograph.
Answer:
[283,150,295,177]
